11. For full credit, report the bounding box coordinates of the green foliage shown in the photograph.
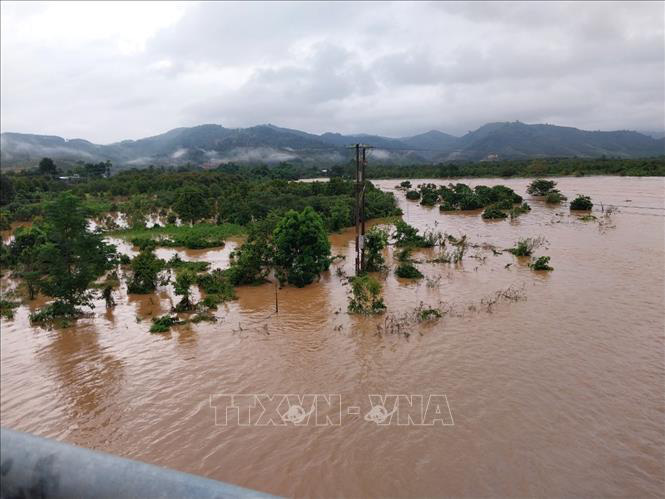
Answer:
[0,210,11,230]
[38,158,58,176]
[508,236,546,257]
[0,174,15,206]
[570,195,593,210]
[128,249,164,294]
[545,191,567,204]
[273,207,331,287]
[527,179,557,196]
[197,269,236,306]
[395,262,424,279]
[14,193,116,314]
[393,220,436,248]
[0,299,19,320]
[530,256,553,271]
[174,184,212,224]
[327,199,352,232]
[150,315,182,333]
[363,227,389,272]
[405,190,421,200]
[482,206,508,219]
[116,223,243,249]
[418,307,442,321]
[226,215,278,285]
[173,269,197,311]
[509,202,531,219]
[167,253,210,272]
[348,274,386,314]
[400,181,412,189]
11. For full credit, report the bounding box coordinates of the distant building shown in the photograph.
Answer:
[485,153,499,161]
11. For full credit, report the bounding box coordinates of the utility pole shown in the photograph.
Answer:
[349,144,372,275]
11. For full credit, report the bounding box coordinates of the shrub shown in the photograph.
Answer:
[393,220,435,248]
[482,206,508,220]
[348,275,386,314]
[173,269,197,312]
[530,256,553,271]
[363,227,389,272]
[458,193,482,210]
[405,190,421,200]
[508,236,547,257]
[419,190,438,206]
[545,191,566,204]
[570,195,593,211]
[395,262,423,279]
[527,179,557,196]
[0,299,19,320]
[150,315,182,333]
[509,202,531,219]
[400,181,412,189]
[197,269,236,303]
[439,202,454,212]
[128,249,164,294]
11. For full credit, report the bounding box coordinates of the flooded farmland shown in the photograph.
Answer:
[1,176,664,497]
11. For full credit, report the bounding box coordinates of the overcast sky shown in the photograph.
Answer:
[1,1,663,143]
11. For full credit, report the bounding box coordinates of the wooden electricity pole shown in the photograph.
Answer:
[349,144,372,275]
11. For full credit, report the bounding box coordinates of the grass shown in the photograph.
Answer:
[111,223,244,249]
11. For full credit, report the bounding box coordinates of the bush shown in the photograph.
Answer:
[197,269,236,303]
[545,191,566,204]
[363,227,389,272]
[530,256,553,271]
[127,250,164,294]
[570,195,593,211]
[395,262,423,279]
[150,315,182,333]
[510,202,531,219]
[0,299,19,320]
[347,275,386,314]
[405,190,421,200]
[439,202,454,212]
[482,206,508,219]
[458,193,482,210]
[508,236,546,257]
[400,181,412,189]
[527,179,557,196]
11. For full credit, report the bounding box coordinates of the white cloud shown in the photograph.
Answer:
[1,1,663,142]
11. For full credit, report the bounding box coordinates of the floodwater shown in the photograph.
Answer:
[1,176,664,497]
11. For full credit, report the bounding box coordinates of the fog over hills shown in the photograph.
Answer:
[1,121,663,168]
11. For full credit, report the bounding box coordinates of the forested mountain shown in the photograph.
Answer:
[1,121,663,168]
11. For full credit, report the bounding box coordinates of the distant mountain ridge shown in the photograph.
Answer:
[1,121,663,168]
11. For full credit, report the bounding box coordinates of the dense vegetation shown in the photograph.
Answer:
[331,157,665,179]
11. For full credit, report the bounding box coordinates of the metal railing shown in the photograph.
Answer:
[1,427,276,499]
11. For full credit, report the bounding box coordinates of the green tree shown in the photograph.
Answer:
[328,199,351,232]
[570,195,593,210]
[0,174,14,205]
[348,275,385,314]
[174,184,211,224]
[527,179,558,196]
[8,226,48,299]
[127,249,164,294]
[273,207,331,287]
[173,269,196,311]
[363,227,388,271]
[29,193,116,314]
[38,157,58,176]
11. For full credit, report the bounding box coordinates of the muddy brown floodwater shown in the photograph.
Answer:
[1,176,664,497]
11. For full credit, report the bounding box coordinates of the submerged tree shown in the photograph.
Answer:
[348,275,386,314]
[527,179,558,196]
[173,269,196,312]
[21,193,116,317]
[273,207,331,287]
[363,227,389,272]
[127,248,164,294]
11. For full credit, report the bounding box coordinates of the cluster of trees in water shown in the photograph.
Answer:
[0,159,403,323]
[0,154,618,324]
